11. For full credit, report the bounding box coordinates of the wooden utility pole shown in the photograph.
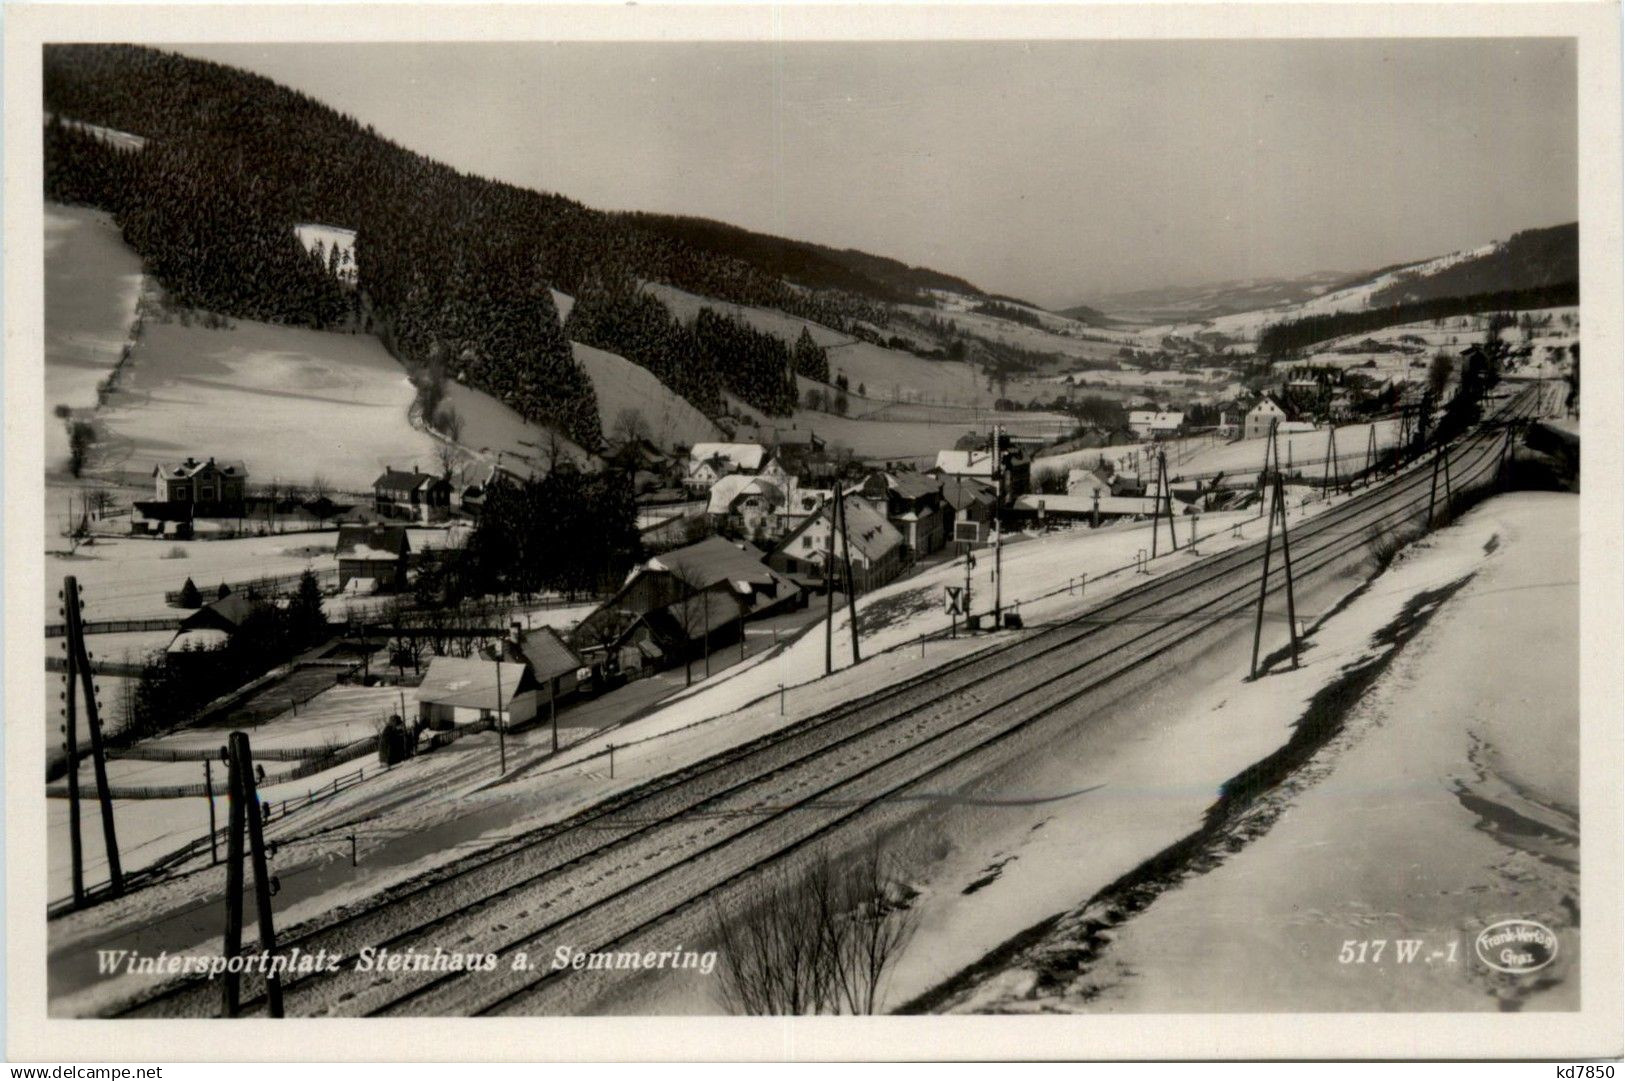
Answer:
[823,494,836,675]
[63,576,121,899]
[837,487,861,665]
[1322,427,1339,493]
[991,425,1005,626]
[205,758,218,865]
[60,597,84,906]
[493,655,506,775]
[221,744,246,1017]
[1249,473,1301,678]
[1427,447,1442,526]
[1364,425,1378,486]
[232,732,285,1017]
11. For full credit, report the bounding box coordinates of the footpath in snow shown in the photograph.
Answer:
[922,491,1577,1014]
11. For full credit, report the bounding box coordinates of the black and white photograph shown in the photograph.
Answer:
[5,1,1620,1063]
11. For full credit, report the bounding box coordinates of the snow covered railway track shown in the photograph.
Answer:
[107,395,1535,1019]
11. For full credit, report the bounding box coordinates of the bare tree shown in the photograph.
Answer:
[710,847,918,1015]
[610,407,651,450]
[434,405,464,481]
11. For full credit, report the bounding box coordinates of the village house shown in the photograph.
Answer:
[416,655,539,731]
[857,471,947,559]
[152,456,249,507]
[373,466,452,523]
[1244,395,1290,440]
[706,474,787,543]
[336,523,411,593]
[571,535,801,676]
[684,442,769,494]
[769,496,905,595]
[490,622,584,717]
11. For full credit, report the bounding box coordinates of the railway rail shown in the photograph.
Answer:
[106,390,1537,1019]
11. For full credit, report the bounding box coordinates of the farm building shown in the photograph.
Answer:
[373,467,452,523]
[769,496,905,594]
[152,456,248,508]
[166,592,262,656]
[336,524,411,593]
[571,536,801,674]
[932,444,1029,497]
[416,655,539,730]
[857,471,947,558]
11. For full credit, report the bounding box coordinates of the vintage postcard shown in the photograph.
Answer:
[4,1,1620,1063]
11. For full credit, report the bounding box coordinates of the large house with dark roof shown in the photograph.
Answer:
[153,456,248,507]
[373,467,452,523]
[769,496,905,594]
[857,471,947,558]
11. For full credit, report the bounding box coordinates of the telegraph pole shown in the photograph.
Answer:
[1249,473,1301,677]
[837,487,861,665]
[63,576,121,898]
[233,733,284,1017]
[991,424,1005,626]
[60,588,84,906]
[1322,427,1339,493]
[494,654,506,775]
[824,492,836,675]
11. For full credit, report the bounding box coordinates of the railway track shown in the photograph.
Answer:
[108,391,1537,1019]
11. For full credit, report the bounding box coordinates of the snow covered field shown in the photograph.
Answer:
[923,492,1576,1013]
[45,527,455,620]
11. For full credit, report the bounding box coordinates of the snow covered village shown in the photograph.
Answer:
[26,33,1596,1038]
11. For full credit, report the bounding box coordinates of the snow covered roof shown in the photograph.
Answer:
[688,443,768,473]
[884,471,944,501]
[933,449,998,477]
[706,474,786,515]
[1015,494,1163,517]
[1128,411,1185,430]
[154,457,248,480]
[647,535,782,592]
[374,468,444,492]
[337,524,410,559]
[417,656,534,711]
[938,477,996,510]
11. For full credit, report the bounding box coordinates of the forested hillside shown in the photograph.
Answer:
[41,45,932,443]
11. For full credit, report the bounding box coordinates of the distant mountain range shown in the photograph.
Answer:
[1069,271,1358,323]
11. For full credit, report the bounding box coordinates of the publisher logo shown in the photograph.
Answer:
[1474,919,1559,974]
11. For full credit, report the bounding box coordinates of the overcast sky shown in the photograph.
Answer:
[180,39,1577,308]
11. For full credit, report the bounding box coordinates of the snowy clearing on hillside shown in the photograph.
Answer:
[940,492,1576,1014]
[89,315,443,493]
[44,202,146,472]
[572,341,722,449]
